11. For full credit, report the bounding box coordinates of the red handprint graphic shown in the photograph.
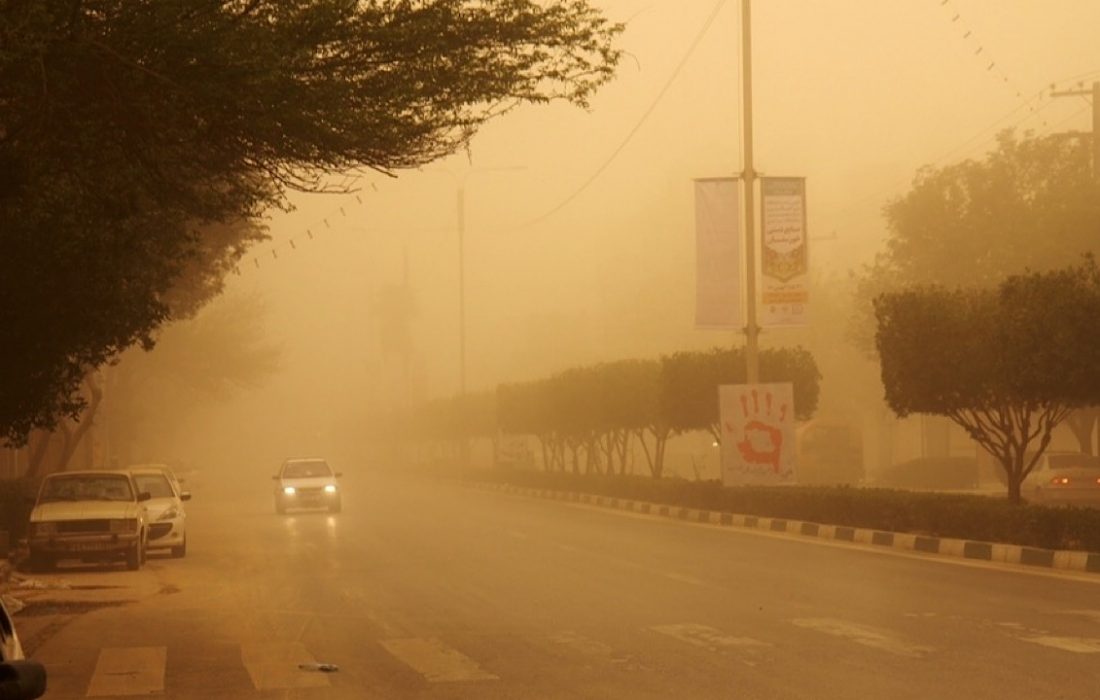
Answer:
[724,388,791,477]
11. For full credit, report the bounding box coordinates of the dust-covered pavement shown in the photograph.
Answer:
[9,468,1100,699]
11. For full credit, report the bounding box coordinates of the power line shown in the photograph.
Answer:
[934,0,1048,130]
[504,0,730,231]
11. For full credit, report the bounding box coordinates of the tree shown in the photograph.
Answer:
[874,260,1100,503]
[854,130,1100,454]
[0,0,623,445]
[661,346,820,440]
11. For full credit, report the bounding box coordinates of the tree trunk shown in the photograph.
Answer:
[635,429,657,477]
[653,433,667,479]
[602,433,617,476]
[26,431,53,479]
[617,430,630,474]
[1065,408,1098,456]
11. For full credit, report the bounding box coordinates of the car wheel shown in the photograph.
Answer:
[171,537,187,559]
[328,501,342,514]
[126,540,142,571]
[28,549,53,573]
[275,497,287,514]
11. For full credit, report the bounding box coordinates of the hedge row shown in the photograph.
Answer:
[476,469,1100,552]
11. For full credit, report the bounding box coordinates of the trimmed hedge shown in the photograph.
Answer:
[476,469,1100,553]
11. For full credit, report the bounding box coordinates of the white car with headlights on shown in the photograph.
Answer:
[273,458,342,514]
[127,467,191,558]
[27,470,149,572]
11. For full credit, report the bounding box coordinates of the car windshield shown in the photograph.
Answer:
[39,475,134,502]
[132,473,175,498]
[282,460,331,478]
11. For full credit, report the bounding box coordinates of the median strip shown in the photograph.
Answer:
[478,482,1100,576]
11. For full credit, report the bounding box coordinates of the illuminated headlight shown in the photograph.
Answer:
[31,522,57,537]
[324,484,337,494]
[283,486,297,495]
[157,506,180,521]
[1051,477,1070,486]
[111,518,138,533]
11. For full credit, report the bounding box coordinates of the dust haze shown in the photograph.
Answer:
[120,1,1100,480]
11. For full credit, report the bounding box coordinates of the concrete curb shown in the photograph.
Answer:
[477,482,1100,575]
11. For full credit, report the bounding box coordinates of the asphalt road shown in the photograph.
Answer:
[13,469,1100,699]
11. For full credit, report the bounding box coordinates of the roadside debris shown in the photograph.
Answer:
[299,663,340,673]
[11,574,72,590]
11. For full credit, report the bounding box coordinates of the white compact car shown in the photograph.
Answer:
[27,470,150,572]
[127,467,191,558]
[273,458,342,514]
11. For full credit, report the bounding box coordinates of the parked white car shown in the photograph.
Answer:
[127,467,190,558]
[1023,451,1100,506]
[27,470,149,572]
[127,463,185,495]
[273,458,342,514]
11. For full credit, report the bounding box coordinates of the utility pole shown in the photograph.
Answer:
[740,0,760,383]
[1050,81,1100,181]
[456,187,467,399]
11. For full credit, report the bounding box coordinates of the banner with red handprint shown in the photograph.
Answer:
[719,383,797,485]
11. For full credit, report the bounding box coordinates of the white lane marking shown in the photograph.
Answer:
[1022,636,1100,653]
[1059,610,1100,624]
[650,624,771,654]
[380,638,498,682]
[240,642,331,690]
[86,646,166,697]
[550,631,614,657]
[791,618,932,658]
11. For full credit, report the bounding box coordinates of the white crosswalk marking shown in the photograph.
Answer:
[380,638,498,682]
[1058,610,1100,625]
[86,646,166,697]
[239,641,332,690]
[791,618,932,658]
[650,623,771,653]
[1022,636,1100,653]
[550,631,615,657]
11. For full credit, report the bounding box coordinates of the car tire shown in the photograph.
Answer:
[275,497,287,515]
[28,549,53,573]
[126,539,142,571]
[328,501,342,514]
[171,537,187,559]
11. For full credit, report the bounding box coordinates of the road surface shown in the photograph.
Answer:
[13,469,1100,699]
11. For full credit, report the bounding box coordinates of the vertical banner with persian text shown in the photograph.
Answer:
[694,178,742,329]
[719,383,797,486]
[760,177,809,327]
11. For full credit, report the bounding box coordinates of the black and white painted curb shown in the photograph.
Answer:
[477,483,1100,576]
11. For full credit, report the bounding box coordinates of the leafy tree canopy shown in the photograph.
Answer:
[661,346,821,438]
[874,259,1100,502]
[0,0,622,445]
[854,130,1099,352]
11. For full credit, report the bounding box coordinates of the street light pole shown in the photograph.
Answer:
[441,166,525,399]
[741,0,760,384]
[456,186,467,398]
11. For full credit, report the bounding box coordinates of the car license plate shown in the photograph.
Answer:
[66,541,113,551]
